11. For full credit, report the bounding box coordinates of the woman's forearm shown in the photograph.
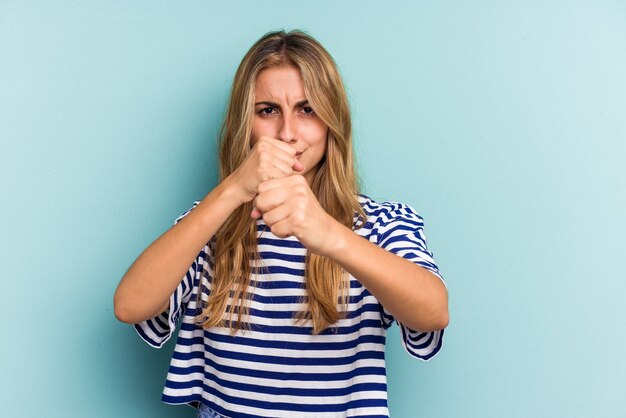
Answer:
[113,179,242,324]
[326,222,449,332]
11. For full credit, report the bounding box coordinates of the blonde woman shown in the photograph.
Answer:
[114,29,449,418]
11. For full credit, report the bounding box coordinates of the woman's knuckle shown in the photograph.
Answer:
[258,149,269,160]
[294,212,305,224]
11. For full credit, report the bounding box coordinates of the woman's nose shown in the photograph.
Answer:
[278,114,296,143]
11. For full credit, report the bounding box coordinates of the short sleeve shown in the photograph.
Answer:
[376,201,447,362]
[133,201,203,349]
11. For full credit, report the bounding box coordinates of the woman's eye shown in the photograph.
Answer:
[302,106,315,115]
[259,107,276,115]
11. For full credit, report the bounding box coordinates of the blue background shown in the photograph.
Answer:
[1,1,625,417]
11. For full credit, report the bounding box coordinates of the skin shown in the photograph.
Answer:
[237,66,449,331]
[251,66,328,187]
[114,65,449,331]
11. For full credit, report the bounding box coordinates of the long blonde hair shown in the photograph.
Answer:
[194,29,367,335]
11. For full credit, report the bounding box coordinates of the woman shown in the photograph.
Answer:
[114,29,449,418]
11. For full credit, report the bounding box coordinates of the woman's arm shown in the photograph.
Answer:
[251,175,449,332]
[115,137,303,324]
[113,179,242,324]
[326,222,449,332]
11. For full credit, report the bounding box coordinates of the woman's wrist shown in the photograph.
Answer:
[189,179,246,241]
[317,216,351,258]
[214,177,247,209]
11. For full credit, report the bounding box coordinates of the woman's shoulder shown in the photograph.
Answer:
[356,193,424,224]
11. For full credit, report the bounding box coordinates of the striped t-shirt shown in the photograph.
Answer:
[134,193,447,418]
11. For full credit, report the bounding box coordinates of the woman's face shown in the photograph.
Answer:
[251,65,329,186]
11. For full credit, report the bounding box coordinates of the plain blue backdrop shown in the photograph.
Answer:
[1,1,625,417]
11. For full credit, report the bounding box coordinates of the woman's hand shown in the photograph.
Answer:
[226,136,304,205]
[251,175,342,256]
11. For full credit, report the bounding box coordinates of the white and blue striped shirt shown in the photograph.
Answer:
[134,193,447,417]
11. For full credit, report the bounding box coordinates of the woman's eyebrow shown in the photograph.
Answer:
[254,100,310,107]
[254,101,280,107]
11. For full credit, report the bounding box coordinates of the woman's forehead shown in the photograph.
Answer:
[255,66,306,101]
